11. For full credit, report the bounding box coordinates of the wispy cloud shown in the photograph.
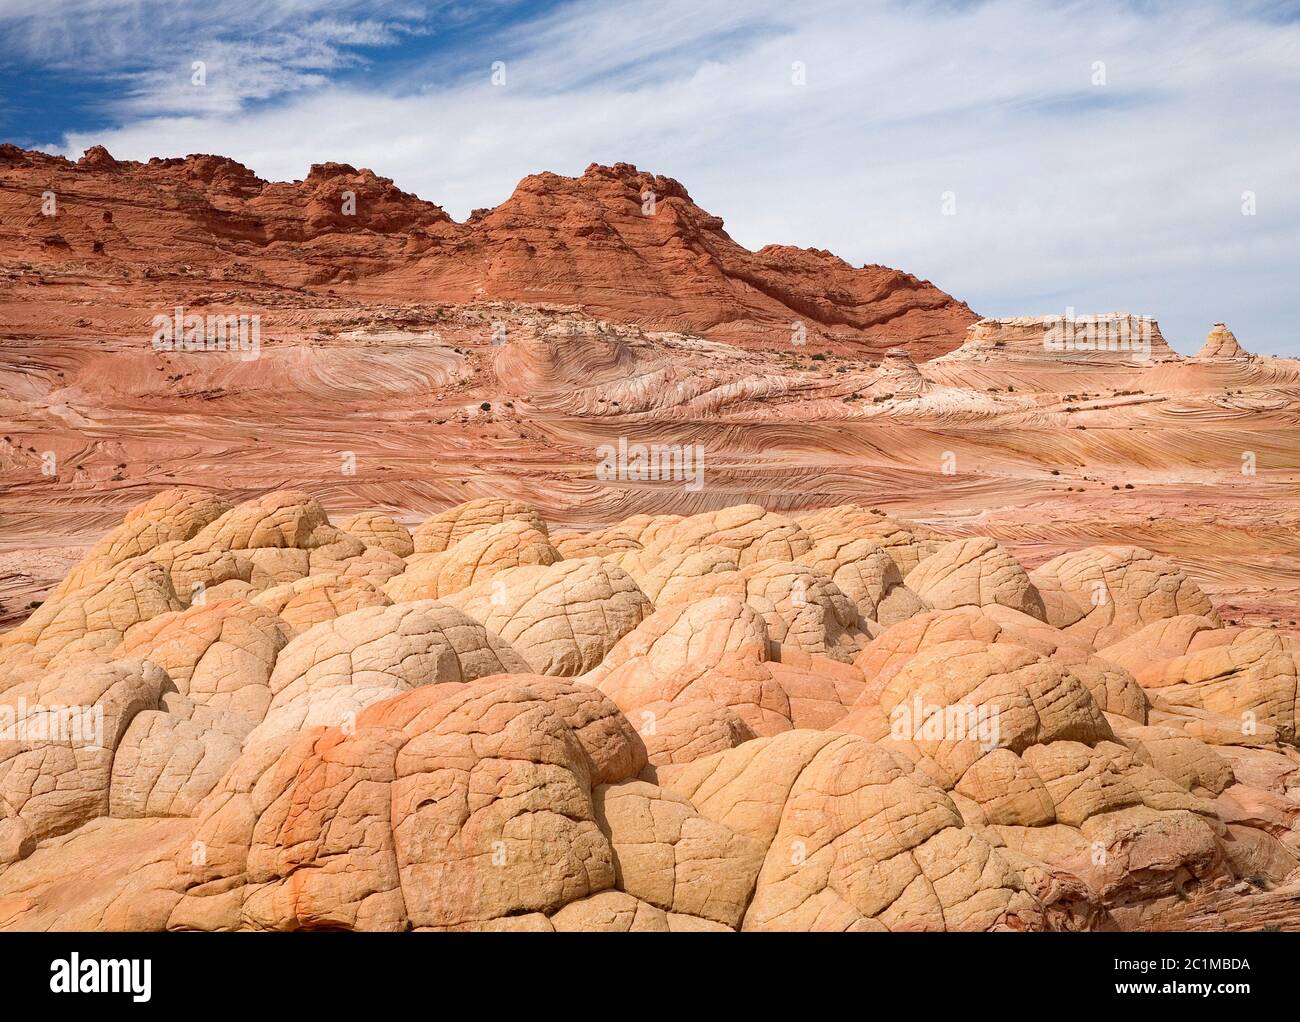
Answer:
[8,0,1299,353]
[0,0,436,114]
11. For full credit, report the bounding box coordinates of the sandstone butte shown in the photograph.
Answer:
[2,146,1300,932]
[0,144,977,357]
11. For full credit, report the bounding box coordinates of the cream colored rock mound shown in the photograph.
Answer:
[411,497,549,554]
[834,640,1231,905]
[0,659,172,859]
[797,505,942,576]
[181,490,403,591]
[550,514,681,559]
[796,535,929,627]
[5,486,1300,933]
[617,540,873,661]
[384,520,559,601]
[439,558,651,676]
[52,488,232,597]
[116,597,290,723]
[250,600,529,743]
[251,574,392,638]
[619,545,739,605]
[1030,545,1219,649]
[906,538,1047,621]
[337,510,414,558]
[662,730,1073,930]
[1135,628,1300,743]
[587,595,867,737]
[639,504,814,566]
[1,562,184,669]
[854,607,1148,722]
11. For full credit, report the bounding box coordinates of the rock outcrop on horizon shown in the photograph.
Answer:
[939,314,1181,363]
[1196,323,1251,360]
[0,144,977,357]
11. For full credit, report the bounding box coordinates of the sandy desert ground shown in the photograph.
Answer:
[1,145,1299,931]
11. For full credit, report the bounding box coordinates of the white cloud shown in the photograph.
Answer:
[26,0,1300,353]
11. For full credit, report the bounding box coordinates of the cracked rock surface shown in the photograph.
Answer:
[2,489,1299,931]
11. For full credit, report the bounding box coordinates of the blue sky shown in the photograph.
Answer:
[2,0,1298,354]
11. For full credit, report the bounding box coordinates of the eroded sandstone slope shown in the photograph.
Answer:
[0,145,977,355]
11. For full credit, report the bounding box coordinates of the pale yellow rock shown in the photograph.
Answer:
[734,560,870,662]
[623,545,740,606]
[641,504,813,566]
[337,510,415,557]
[1096,615,1223,674]
[1136,628,1300,742]
[798,505,942,575]
[906,537,1047,621]
[252,574,392,637]
[638,703,756,775]
[249,600,529,742]
[1030,545,1219,649]
[1,562,184,668]
[1111,721,1236,797]
[0,659,170,852]
[663,730,1046,931]
[117,598,289,723]
[797,534,929,626]
[191,489,349,552]
[855,607,1147,721]
[53,488,232,597]
[593,779,765,927]
[411,497,548,554]
[551,514,683,559]
[549,890,730,931]
[384,520,559,601]
[109,709,245,818]
[440,558,651,676]
[0,817,190,931]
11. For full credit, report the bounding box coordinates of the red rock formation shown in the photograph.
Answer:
[0,146,976,357]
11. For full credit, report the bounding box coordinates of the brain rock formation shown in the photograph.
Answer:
[1,490,1298,932]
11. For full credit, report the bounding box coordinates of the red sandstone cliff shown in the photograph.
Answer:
[0,145,976,357]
